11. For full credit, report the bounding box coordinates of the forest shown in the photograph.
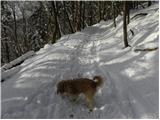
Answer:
[1,1,154,65]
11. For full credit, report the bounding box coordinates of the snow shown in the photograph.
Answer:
[1,51,34,72]
[1,3,159,119]
[1,66,21,81]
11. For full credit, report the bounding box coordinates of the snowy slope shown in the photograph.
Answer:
[1,3,159,119]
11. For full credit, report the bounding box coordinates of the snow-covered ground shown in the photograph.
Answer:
[1,3,159,119]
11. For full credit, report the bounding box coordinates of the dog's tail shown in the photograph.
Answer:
[93,76,103,87]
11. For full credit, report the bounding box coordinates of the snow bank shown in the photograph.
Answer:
[1,66,21,81]
[1,51,34,72]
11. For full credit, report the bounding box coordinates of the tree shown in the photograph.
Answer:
[77,1,82,31]
[1,1,11,63]
[2,1,151,64]
[98,1,102,22]
[63,1,74,33]
[82,2,85,29]
[126,1,130,24]
[112,2,116,27]
[89,2,93,26]
[123,1,129,48]
[10,2,22,56]
[51,1,61,43]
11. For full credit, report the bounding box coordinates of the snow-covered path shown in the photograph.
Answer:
[1,3,159,119]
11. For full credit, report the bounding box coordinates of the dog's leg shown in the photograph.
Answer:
[70,95,79,103]
[85,92,94,111]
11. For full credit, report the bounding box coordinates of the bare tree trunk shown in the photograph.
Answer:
[89,2,93,26]
[2,19,10,63]
[112,2,116,27]
[102,2,106,20]
[74,1,80,31]
[55,2,63,36]
[12,5,21,56]
[77,1,82,31]
[63,1,74,33]
[99,1,102,22]
[21,8,28,52]
[46,2,55,43]
[52,1,61,43]
[82,2,85,29]
[13,6,18,44]
[72,1,77,31]
[123,1,129,48]
[126,1,130,24]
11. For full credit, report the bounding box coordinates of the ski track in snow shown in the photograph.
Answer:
[2,3,159,119]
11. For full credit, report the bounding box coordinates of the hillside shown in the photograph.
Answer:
[1,3,159,119]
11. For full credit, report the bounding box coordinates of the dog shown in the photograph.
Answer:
[56,76,103,111]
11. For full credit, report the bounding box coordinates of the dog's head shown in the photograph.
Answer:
[56,81,65,94]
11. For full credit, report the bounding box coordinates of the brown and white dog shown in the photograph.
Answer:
[56,76,103,111]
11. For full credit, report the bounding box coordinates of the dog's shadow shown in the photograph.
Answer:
[63,93,107,111]
[64,94,88,107]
